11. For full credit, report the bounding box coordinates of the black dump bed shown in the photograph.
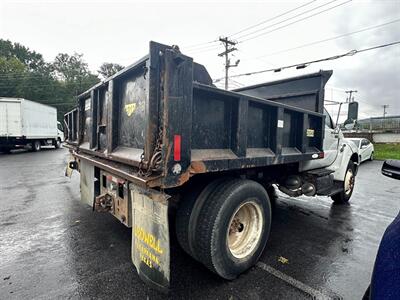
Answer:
[64,41,331,188]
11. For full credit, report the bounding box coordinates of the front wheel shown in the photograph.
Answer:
[331,161,355,204]
[194,179,271,280]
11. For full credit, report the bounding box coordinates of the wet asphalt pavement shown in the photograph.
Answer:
[0,147,399,299]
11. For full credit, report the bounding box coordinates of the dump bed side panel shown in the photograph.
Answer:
[234,72,331,114]
[189,84,324,166]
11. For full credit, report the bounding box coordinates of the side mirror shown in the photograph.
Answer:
[334,124,341,134]
[361,145,367,149]
[381,160,400,180]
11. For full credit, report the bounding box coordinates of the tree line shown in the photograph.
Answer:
[0,39,124,121]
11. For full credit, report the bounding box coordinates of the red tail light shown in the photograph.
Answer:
[174,135,181,161]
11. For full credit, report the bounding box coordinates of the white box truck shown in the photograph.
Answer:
[0,97,64,153]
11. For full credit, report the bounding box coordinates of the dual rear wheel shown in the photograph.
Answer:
[175,178,272,279]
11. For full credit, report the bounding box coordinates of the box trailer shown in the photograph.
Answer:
[64,42,360,290]
[0,98,64,153]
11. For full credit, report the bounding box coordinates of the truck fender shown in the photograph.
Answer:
[130,185,171,292]
[333,142,359,181]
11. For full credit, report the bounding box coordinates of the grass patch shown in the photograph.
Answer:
[374,143,400,160]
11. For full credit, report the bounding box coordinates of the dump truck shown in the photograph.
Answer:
[0,98,64,153]
[64,42,360,290]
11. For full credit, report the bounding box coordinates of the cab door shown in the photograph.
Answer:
[322,109,341,166]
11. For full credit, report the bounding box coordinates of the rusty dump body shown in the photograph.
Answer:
[64,41,331,190]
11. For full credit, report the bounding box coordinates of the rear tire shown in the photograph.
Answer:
[331,161,355,204]
[54,138,61,149]
[193,179,271,280]
[175,178,230,259]
[369,152,374,161]
[32,141,41,152]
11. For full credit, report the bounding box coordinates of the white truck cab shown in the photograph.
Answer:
[299,108,360,202]
[57,121,64,142]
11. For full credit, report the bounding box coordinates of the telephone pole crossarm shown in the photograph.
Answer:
[218,47,237,57]
[345,90,358,102]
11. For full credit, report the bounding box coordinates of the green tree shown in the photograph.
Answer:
[53,53,99,95]
[51,52,99,119]
[0,39,100,121]
[0,40,47,72]
[98,62,124,79]
[0,56,27,97]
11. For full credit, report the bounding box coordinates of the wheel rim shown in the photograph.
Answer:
[57,139,61,147]
[227,201,263,259]
[344,169,354,195]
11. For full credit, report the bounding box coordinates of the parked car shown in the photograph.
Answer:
[347,138,374,162]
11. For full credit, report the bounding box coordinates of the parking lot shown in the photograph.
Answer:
[0,147,399,299]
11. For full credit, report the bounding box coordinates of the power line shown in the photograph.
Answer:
[185,0,318,53]
[244,18,400,60]
[213,40,400,82]
[0,73,55,78]
[178,1,351,56]
[181,39,219,50]
[0,82,75,88]
[186,1,345,55]
[238,0,352,43]
[228,0,317,38]
[236,0,340,41]
[185,43,222,54]
[229,78,245,88]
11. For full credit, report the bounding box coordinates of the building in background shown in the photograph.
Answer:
[343,115,400,143]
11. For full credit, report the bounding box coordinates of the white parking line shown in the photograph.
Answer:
[256,262,341,300]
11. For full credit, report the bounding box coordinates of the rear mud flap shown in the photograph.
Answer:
[130,185,170,291]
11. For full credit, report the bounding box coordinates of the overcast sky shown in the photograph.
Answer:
[0,0,399,120]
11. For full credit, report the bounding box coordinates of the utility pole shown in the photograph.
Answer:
[382,104,389,118]
[345,90,357,102]
[218,37,239,90]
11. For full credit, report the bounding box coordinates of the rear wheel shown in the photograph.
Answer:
[369,152,374,161]
[54,138,61,149]
[32,141,41,152]
[331,161,355,204]
[193,179,271,279]
[175,178,230,259]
